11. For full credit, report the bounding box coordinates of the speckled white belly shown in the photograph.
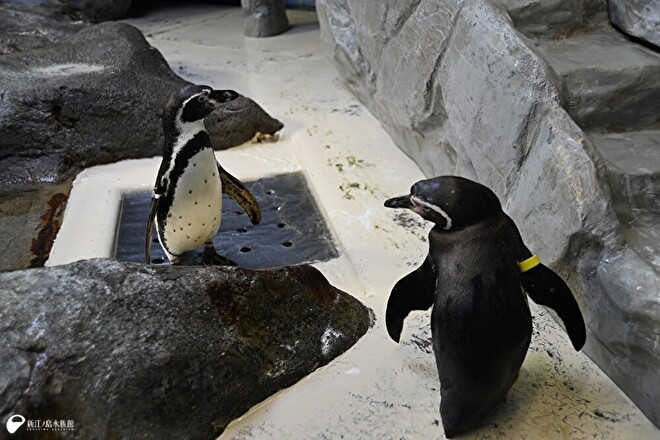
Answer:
[161,148,222,256]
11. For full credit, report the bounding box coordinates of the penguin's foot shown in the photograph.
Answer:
[202,244,237,266]
[169,256,181,265]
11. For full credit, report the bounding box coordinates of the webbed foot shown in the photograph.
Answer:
[202,244,236,266]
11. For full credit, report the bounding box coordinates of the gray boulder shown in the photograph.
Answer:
[317,0,660,427]
[66,0,132,22]
[1,0,130,24]
[0,259,372,439]
[609,0,660,48]
[207,95,284,150]
[0,18,283,195]
[501,0,608,38]
[0,3,88,55]
[241,0,290,37]
[0,21,187,194]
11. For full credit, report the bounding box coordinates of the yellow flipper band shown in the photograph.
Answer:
[518,255,541,273]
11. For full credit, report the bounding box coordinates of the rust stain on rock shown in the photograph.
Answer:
[205,265,367,357]
[28,193,68,268]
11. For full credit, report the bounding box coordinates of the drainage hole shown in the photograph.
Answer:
[277,223,286,228]
[237,227,248,233]
[240,246,251,253]
[266,189,275,195]
[152,238,159,243]
[234,210,244,216]
[152,258,165,264]
[271,206,282,212]
[282,241,293,248]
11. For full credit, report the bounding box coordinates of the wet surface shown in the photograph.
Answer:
[28,192,68,268]
[0,179,72,271]
[116,172,339,268]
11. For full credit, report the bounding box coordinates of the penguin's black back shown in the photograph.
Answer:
[384,175,586,437]
[429,213,532,436]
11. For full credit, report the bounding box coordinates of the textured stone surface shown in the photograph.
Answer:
[318,0,660,427]
[0,21,187,193]
[609,0,660,47]
[0,17,283,194]
[588,130,660,220]
[501,0,608,37]
[0,259,371,439]
[241,0,290,37]
[0,181,72,272]
[587,129,660,274]
[67,0,132,22]
[530,24,660,130]
[0,3,88,55]
[207,95,284,150]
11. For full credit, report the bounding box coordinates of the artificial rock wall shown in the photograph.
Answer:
[317,0,660,427]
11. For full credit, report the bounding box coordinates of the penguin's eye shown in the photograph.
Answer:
[197,95,207,103]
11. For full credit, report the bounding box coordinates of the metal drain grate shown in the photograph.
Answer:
[115,172,339,268]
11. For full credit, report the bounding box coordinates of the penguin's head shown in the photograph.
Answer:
[384,176,502,230]
[164,84,239,129]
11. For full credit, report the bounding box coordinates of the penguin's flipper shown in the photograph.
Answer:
[520,264,586,350]
[218,163,261,225]
[145,194,160,264]
[386,255,436,343]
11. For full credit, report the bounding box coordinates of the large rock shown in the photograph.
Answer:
[241,0,290,37]
[0,18,283,194]
[66,0,132,22]
[0,3,88,55]
[609,0,660,48]
[0,259,372,439]
[2,0,131,23]
[529,24,660,130]
[317,0,660,427]
[501,0,608,37]
[207,95,284,150]
[0,21,187,194]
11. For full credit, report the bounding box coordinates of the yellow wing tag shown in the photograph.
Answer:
[518,255,541,273]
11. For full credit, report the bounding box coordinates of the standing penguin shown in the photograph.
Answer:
[384,176,586,437]
[145,84,261,265]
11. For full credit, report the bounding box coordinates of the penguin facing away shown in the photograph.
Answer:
[145,84,261,265]
[384,176,586,437]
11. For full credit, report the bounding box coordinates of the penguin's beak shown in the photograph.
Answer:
[384,195,413,209]
[209,89,239,107]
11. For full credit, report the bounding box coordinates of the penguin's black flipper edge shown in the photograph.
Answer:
[218,163,262,225]
[520,264,586,350]
[145,194,160,264]
[386,255,436,343]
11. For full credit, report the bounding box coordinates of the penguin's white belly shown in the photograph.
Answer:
[162,149,222,255]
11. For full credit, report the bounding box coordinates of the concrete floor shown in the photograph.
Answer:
[47,5,660,439]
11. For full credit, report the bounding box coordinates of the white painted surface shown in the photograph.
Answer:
[47,6,659,439]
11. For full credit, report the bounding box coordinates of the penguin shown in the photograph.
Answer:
[145,84,261,265]
[384,176,586,437]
